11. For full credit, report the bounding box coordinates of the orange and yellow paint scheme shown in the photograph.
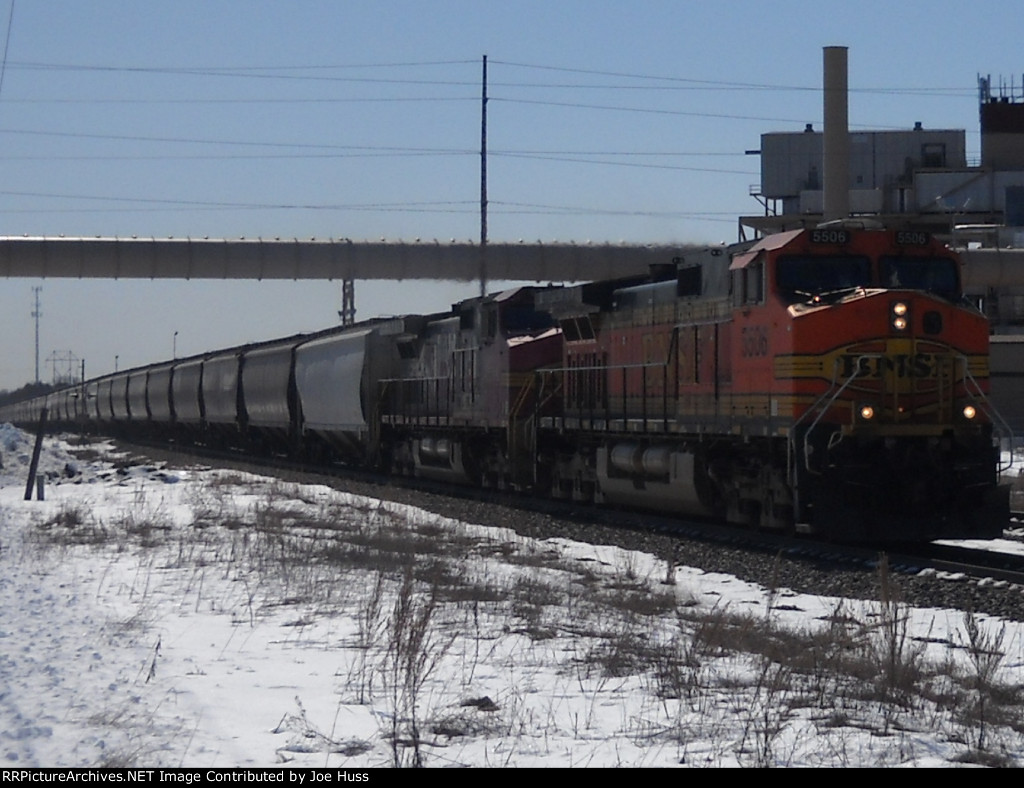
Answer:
[546,225,1007,540]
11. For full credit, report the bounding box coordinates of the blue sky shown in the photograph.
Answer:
[0,0,1018,390]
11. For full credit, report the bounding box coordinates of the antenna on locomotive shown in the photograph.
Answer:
[822,46,850,223]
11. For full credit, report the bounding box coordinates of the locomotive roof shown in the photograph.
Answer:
[729,230,804,270]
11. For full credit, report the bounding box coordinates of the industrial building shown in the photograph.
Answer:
[742,75,1024,251]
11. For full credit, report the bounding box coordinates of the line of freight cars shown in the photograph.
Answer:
[2,224,1012,542]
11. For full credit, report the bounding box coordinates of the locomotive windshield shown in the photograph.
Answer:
[879,255,959,301]
[776,255,871,300]
[776,253,961,303]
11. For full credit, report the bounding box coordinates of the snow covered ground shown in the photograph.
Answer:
[2,424,1024,768]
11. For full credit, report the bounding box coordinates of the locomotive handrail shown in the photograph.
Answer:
[959,356,1017,473]
[790,352,1017,485]
[507,373,538,488]
[537,360,666,373]
[788,353,881,479]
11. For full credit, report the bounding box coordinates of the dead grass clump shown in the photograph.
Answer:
[438,581,506,605]
[273,697,373,759]
[582,632,657,678]
[650,633,703,701]
[953,748,1017,768]
[252,503,318,535]
[343,522,449,559]
[948,610,1016,758]
[205,472,256,488]
[862,557,929,718]
[317,542,412,574]
[430,698,506,740]
[507,574,565,640]
[412,558,462,588]
[512,574,563,608]
[120,513,173,548]
[378,567,455,768]
[598,586,676,617]
[32,503,111,546]
[488,544,563,569]
[510,601,549,639]
[678,605,761,659]
[45,501,87,528]
[738,656,797,768]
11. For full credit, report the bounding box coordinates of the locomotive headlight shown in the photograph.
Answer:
[859,405,876,421]
[891,301,909,331]
[962,404,977,420]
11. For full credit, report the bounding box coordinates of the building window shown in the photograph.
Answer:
[921,143,946,168]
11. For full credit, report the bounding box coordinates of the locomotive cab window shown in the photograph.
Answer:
[559,316,595,344]
[879,256,959,301]
[776,254,870,302]
[677,265,702,298]
[733,260,764,307]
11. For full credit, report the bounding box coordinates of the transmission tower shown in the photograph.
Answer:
[46,350,81,386]
[31,286,41,383]
[339,279,356,326]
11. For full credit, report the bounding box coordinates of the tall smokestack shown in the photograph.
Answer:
[823,46,849,222]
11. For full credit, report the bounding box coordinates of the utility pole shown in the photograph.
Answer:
[479,54,488,299]
[31,286,41,383]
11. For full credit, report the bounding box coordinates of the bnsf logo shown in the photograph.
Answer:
[840,353,938,378]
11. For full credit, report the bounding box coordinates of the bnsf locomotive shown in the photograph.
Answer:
[3,224,1010,542]
[537,225,1008,540]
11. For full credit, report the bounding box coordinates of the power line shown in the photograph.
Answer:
[0,53,973,229]
[494,96,927,130]
[6,59,484,87]
[491,151,754,175]
[0,147,747,158]
[0,0,15,100]
[492,59,976,97]
[4,56,977,97]
[0,188,480,211]
[0,125,754,168]
[10,58,477,72]
[493,200,739,222]
[0,126,478,152]
[1,96,478,105]
[0,187,743,222]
